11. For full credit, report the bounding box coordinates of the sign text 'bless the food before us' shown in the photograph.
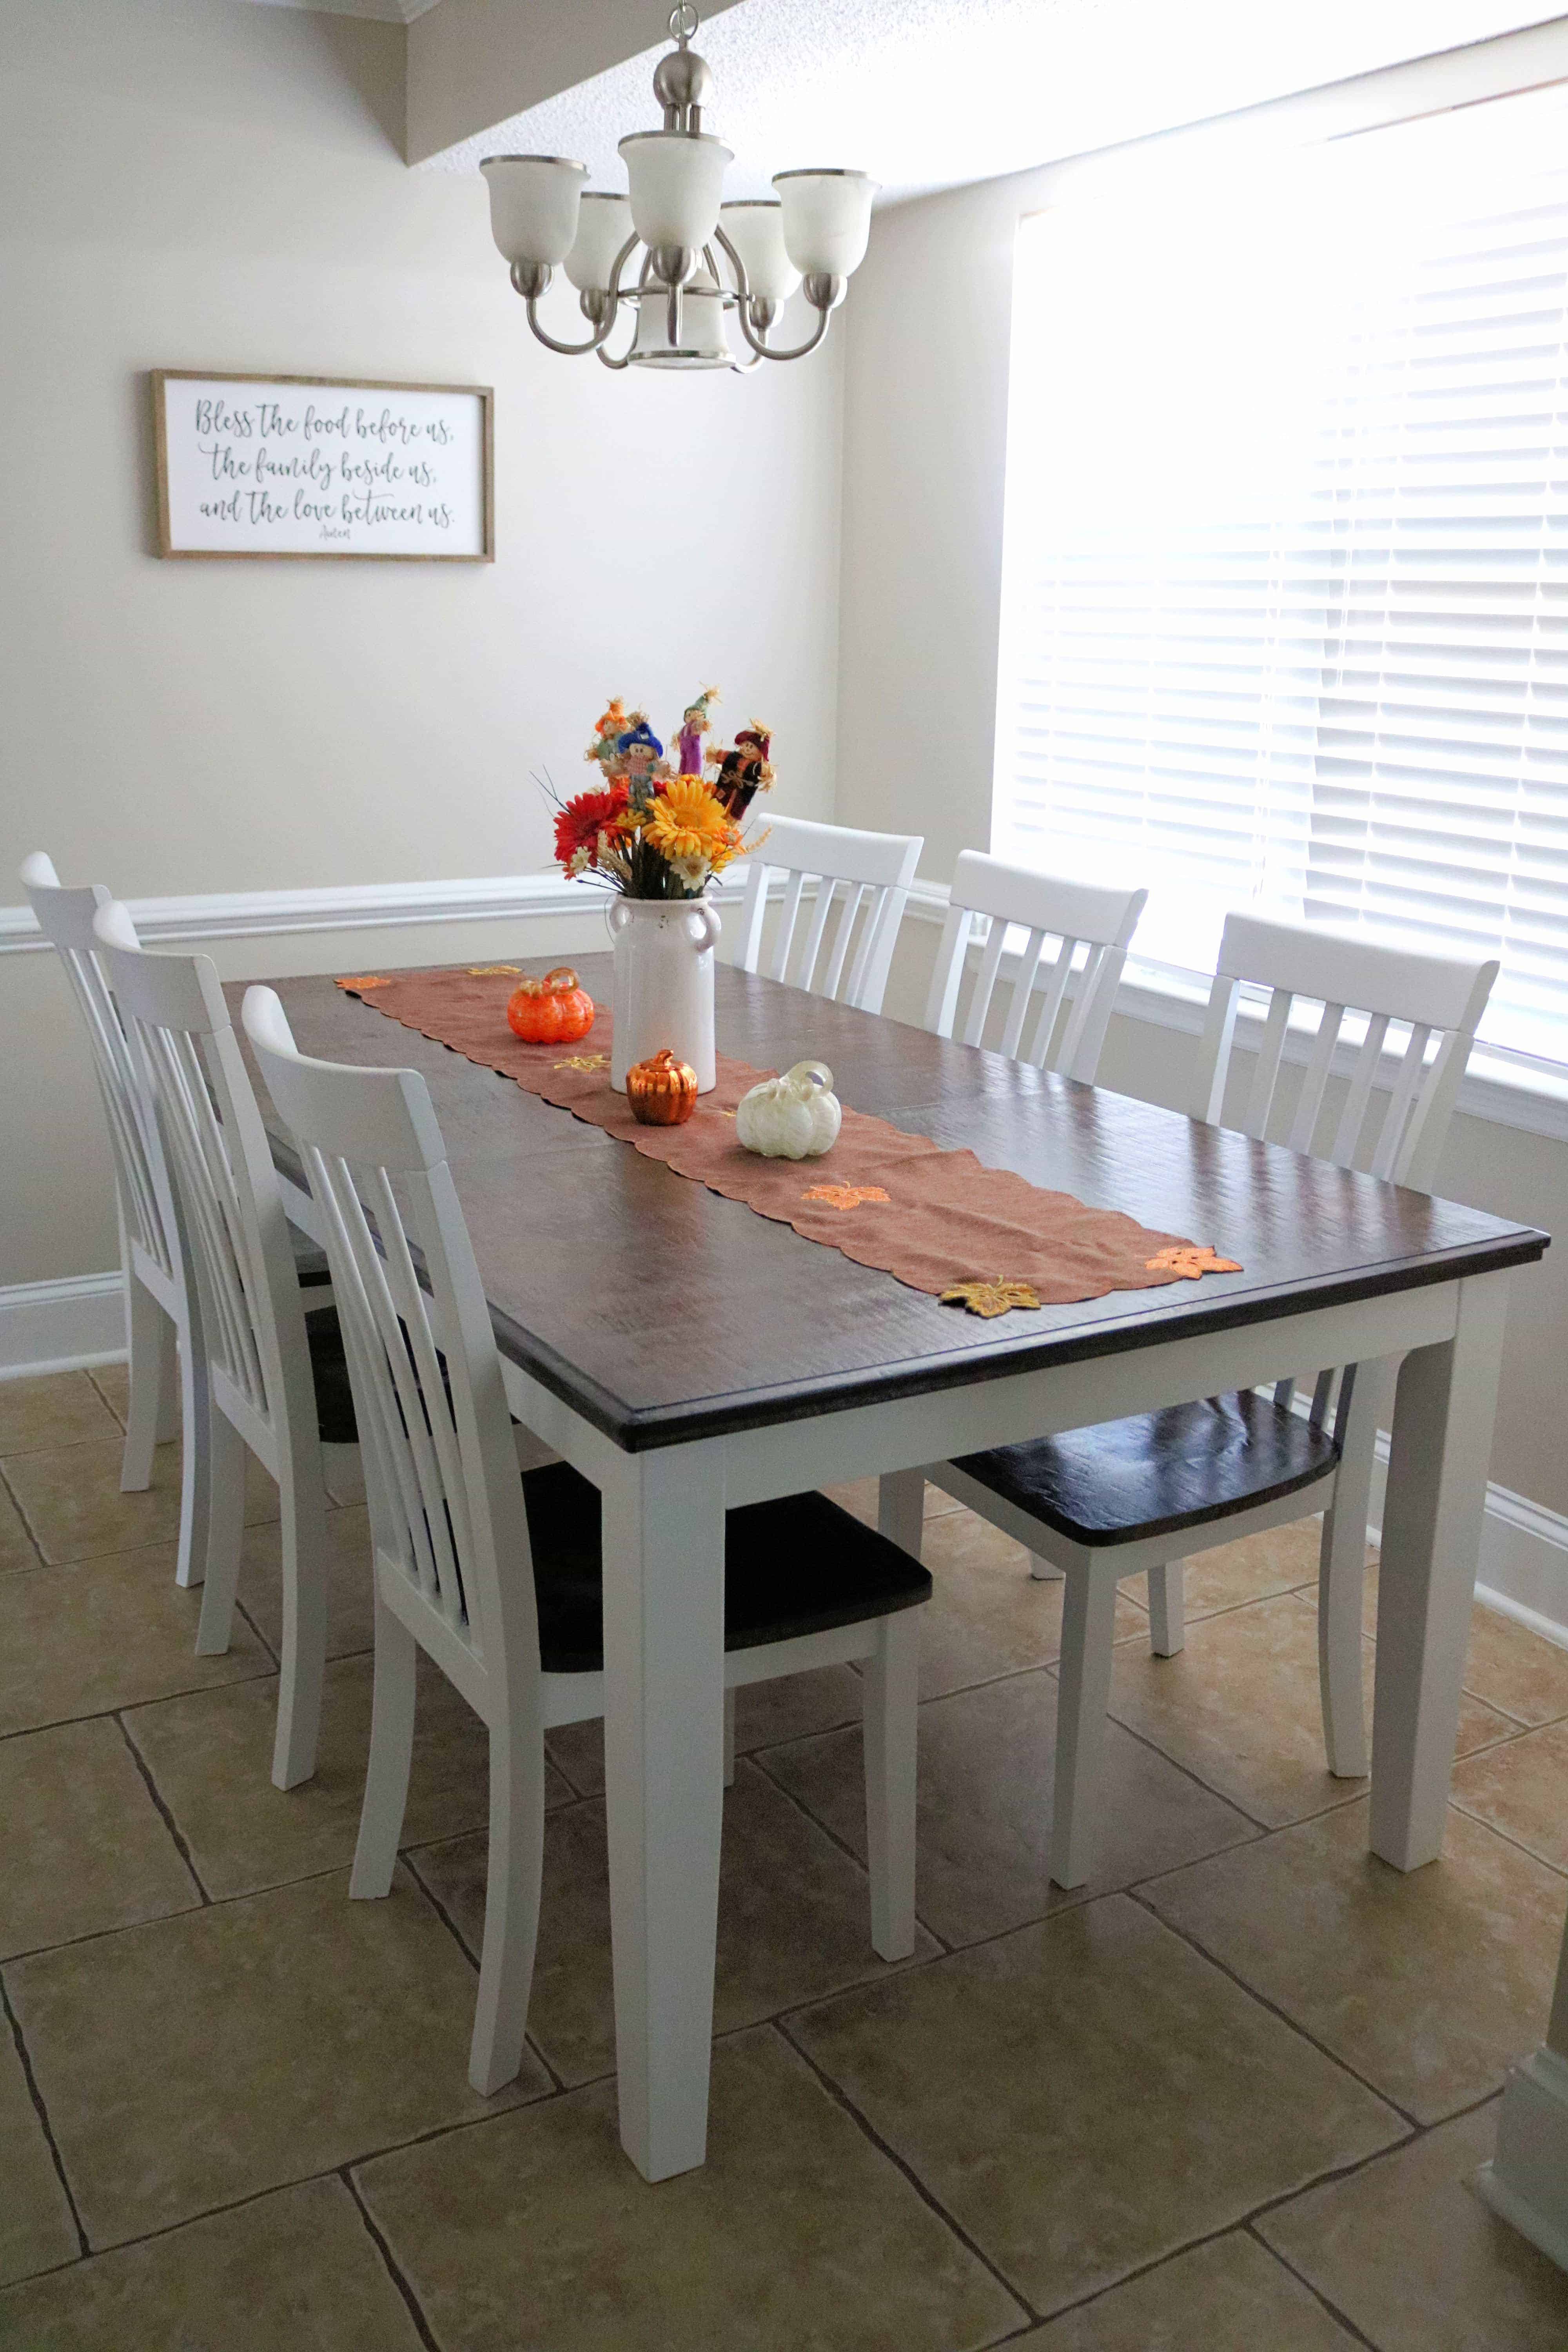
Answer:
[152,372,493,561]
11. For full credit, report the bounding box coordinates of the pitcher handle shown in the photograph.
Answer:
[687,900,722,954]
[606,898,632,940]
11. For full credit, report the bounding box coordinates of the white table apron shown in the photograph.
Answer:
[278,1169,1510,2183]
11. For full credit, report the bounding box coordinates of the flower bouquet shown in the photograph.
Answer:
[546,689,771,900]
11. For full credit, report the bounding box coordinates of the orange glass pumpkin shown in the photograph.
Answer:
[626,1047,699,1126]
[506,966,596,1045]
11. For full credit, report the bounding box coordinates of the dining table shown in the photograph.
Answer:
[231,951,1549,2183]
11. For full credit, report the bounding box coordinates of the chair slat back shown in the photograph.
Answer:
[1193,912,1498,1190]
[242,989,538,1697]
[93,907,312,1461]
[20,854,176,1279]
[731,815,924,1014]
[924,852,1148,1082]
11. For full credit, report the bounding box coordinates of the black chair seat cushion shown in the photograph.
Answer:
[303,1309,359,1447]
[520,1463,932,1676]
[290,1225,332,1289]
[952,1390,1340,1550]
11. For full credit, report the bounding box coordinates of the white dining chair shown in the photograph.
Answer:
[927,911,1498,1886]
[243,985,930,2097]
[20,853,212,1590]
[731,814,923,1016]
[94,905,355,1790]
[924,851,1148,1077]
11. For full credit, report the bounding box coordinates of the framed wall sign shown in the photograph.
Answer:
[151,372,494,561]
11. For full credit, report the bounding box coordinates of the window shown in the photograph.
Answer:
[993,86,1568,1065]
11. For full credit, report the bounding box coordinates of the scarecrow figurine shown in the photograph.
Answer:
[614,714,666,800]
[586,698,628,771]
[711,722,775,820]
[675,685,719,779]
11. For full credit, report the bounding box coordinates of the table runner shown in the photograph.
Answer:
[335,966,1241,1312]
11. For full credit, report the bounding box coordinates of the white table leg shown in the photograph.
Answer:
[1369,1270,1510,1871]
[601,1439,727,2183]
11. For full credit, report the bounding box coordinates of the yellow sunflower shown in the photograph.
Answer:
[644,777,739,866]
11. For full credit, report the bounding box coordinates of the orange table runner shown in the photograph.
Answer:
[336,966,1240,1314]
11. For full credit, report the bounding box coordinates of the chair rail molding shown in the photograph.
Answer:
[0,1272,127,1379]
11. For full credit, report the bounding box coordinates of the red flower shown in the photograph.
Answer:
[553,780,629,872]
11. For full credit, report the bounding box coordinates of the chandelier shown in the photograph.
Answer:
[479,5,878,373]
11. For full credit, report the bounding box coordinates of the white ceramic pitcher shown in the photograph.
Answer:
[608,897,721,1093]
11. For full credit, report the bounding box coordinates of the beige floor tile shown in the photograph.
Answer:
[0,2021,78,2288]
[0,1550,271,1737]
[822,1475,963,1527]
[1363,1564,1568,1729]
[1118,1516,1346,1623]
[0,1480,38,1575]
[0,2173,426,2348]
[1106,1588,1506,1831]
[764,1668,1256,1947]
[7,1865,547,2248]
[0,1371,121,1456]
[0,1717,199,1959]
[412,1757,940,2087]
[545,1664,865,1797]
[0,1432,279,1570]
[358,2022,1025,2352]
[1260,2099,1568,2350]
[123,1652,567,1901]
[1450,1715,1568,1873]
[1147,1799,1568,2123]
[791,1894,1402,2316]
[236,1503,374,1662]
[1018,2229,1358,2348]
[918,1509,1147,1701]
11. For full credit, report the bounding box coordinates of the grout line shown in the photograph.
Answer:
[340,2167,443,2352]
[1243,2221,1383,2350]
[0,1662,279,1746]
[771,2016,1038,2330]
[233,1595,279,1669]
[742,1751,954,1955]
[113,1714,212,1905]
[1446,1799,1568,1881]
[397,1844,569,2102]
[0,1970,90,2259]
[85,1367,129,1432]
[0,1459,49,1568]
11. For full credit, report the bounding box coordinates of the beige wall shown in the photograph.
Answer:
[0,0,842,1289]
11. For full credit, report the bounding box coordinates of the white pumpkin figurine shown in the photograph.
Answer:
[735,1059,842,1160]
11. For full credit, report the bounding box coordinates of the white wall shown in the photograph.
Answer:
[838,113,1568,1522]
[0,0,842,1288]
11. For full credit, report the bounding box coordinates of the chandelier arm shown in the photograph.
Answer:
[712,223,830,363]
[521,232,642,358]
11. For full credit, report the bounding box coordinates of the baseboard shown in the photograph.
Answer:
[1365,1431,1568,1653]
[0,1272,126,1378]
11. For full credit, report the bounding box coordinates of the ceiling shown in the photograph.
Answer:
[241,0,1568,196]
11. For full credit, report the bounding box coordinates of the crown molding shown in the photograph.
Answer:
[234,0,442,25]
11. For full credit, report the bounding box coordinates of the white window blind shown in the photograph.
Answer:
[993,85,1568,1065]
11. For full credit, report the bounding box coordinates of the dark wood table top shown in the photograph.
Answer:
[229,957,1549,1451]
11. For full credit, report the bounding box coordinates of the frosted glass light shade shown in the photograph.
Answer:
[719,201,800,303]
[629,272,730,369]
[618,131,731,252]
[564,193,633,292]
[773,170,878,278]
[481,156,587,266]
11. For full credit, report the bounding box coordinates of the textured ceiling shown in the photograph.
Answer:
[421,0,1561,197]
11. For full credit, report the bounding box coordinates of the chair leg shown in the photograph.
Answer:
[1319,1378,1379,1779]
[193,1403,246,1657]
[1029,1554,1065,1581]
[120,1272,176,1492]
[863,1609,920,1961]
[270,1456,331,1791]
[171,1305,212,1592]
[469,1708,546,2097]
[350,1586,417,1900]
[723,1685,737,1788]
[1051,1566,1120,1889]
[1147,1560,1185,1655]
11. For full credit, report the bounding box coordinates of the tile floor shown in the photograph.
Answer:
[1,1366,1566,2350]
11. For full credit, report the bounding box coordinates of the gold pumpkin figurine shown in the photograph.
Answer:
[626,1047,699,1126]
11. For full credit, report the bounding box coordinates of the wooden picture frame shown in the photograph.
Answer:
[151,370,494,562]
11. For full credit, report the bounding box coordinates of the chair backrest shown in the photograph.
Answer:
[20,852,179,1285]
[731,814,924,1015]
[923,851,1148,1082]
[1194,912,1498,1191]
[241,987,539,1709]
[93,904,315,1475]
